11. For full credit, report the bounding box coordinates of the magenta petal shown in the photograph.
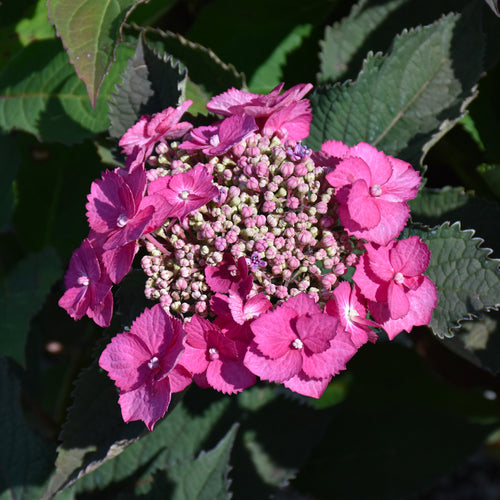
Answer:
[208,357,256,394]
[283,373,330,398]
[118,378,172,431]
[181,344,209,375]
[387,281,410,320]
[99,333,151,392]
[58,286,89,320]
[390,236,430,276]
[347,180,381,229]
[296,313,337,353]
[88,289,113,328]
[169,364,192,393]
[250,307,297,359]
[244,344,302,382]
[101,241,137,284]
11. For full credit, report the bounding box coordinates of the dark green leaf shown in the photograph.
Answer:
[294,342,497,500]
[307,11,484,168]
[0,134,20,231]
[0,247,61,366]
[0,39,133,143]
[42,362,146,500]
[109,35,187,139]
[0,356,55,500]
[477,164,500,199]
[163,424,238,500]
[404,222,500,338]
[47,0,148,107]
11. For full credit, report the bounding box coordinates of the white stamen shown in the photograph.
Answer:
[370,184,382,197]
[292,338,303,350]
[394,272,404,284]
[209,134,220,147]
[179,190,190,200]
[148,356,160,370]
[77,276,90,286]
[116,214,128,227]
[208,347,219,360]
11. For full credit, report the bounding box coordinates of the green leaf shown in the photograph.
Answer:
[164,424,238,500]
[42,362,146,500]
[109,35,187,139]
[133,26,246,108]
[404,222,500,338]
[75,389,231,494]
[0,247,61,366]
[47,0,147,107]
[319,0,407,83]
[307,11,484,167]
[477,164,500,199]
[409,186,500,255]
[0,356,55,500]
[294,342,497,500]
[15,0,56,46]
[0,39,134,143]
[249,24,313,93]
[0,134,21,231]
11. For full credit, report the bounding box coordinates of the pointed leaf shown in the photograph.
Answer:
[0,248,61,366]
[409,186,500,254]
[163,424,238,500]
[75,389,231,494]
[0,356,55,500]
[42,362,146,500]
[404,222,500,338]
[477,163,500,199]
[307,11,484,167]
[15,0,56,46]
[109,35,187,139]
[47,0,148,107]
[0,39,134,143]
[319,0,407,83]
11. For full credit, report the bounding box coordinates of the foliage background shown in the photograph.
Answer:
[1,0,500,498]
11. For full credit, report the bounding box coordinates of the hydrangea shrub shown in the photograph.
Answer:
[1,1,500,499]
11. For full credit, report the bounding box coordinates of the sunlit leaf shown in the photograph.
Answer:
[47,0,147,107]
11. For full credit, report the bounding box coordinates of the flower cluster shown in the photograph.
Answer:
[60,83,438,430]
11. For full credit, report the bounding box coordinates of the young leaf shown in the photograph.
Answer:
[0,39,133,143]
[0,248,61,367]
[404,222,500,338]
[47,0,148,107]
[163,424,238,500]
[307,11,484,168]
[109,35,187,139]
[0,356,55,500]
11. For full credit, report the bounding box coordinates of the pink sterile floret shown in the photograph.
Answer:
[206,83,313,141]
[325,281,378,349]
[353,236,438,340]
[179,115,258,156]
[59,238,113,327]
[244,293,357,398]
[119,100,193,161]
[99,304,191,430]
[325,142,421,245]
[180,314,256,394]
[86,167,170,252]
[205,254,249,294]
[148,164,219,221]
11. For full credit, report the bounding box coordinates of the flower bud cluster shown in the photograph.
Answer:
[142,133,358,316]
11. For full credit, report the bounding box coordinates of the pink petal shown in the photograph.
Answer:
[101,241,137,284]
[347,179,381,229]
[390,236,430,276]
[244,343,302,382]
[387,281,410,319]
[118,378,172,431]
[296,313,337,353]
[283,372,330,398]
[99,332,151,392]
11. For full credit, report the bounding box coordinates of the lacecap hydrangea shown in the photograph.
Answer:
[59,83,438,430]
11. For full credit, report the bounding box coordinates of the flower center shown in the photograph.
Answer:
[179,190,190,200]
[148,356,160,370]
[394,272,404,284]
[209,134,220,147]
[370,184,382,197]
[77,276,90,286]
[208,347,219,361]
[116,214,128,228]
[346,306,358,322]
[292,338,303,350]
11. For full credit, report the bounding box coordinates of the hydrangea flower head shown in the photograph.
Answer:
[99,304,191,430]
